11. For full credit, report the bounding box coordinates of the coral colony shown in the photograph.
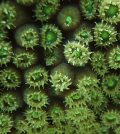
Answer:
[0,0,120,134]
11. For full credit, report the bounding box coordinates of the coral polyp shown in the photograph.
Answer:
[101,110,120,128]
[0,68,21,89]
[80,0,98,20]
[25,108,48,130]
[76,72,99,89]
[45,47,63,66]
[65,106,95,126]
[14,116,29,134]
[57,6,81,31]
[15,24,39,49]
[13,49,37,69]
[91,51,108,76]
[40,24,62,50]
[64,88,89,108]
[50,72,72,94]
[0,41,13,66]
[64,41,91,67]
[0,92,22,113]
[74,24,93,45]
[49,105,65,126]
[107,46,120,70]
[24,88,48,109]
[25,66,48,88]
[35,0,60,22]
[0,2,16,29]
[102,74,120,96]
[94,22,117,47]
[99,0,120,24]
[0,113,13,134]
[111,91,120,105]
[50,63,74,95]
[87,88,107,114]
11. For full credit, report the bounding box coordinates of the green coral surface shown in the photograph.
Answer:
[0,0,120,133]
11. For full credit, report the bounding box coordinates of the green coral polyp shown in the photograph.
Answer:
[74,24,93,45]
[80,0,98,20]
[94,22,117,47]
[0,2,16,29]
[57,6,81,31]
[0,114,13,134]
[88,88,107,112]
[14,116,29,134]
[66,106,95,126]
[102,75,119,96]
[76,74,99,89]
[108,46,120,69]
[49,106,65,126]
[50,63,73,94]
[91,51,108,76]
[15,24,39,49]
[50,72,72,94]
[0,68,21,89]
[13,49,37,69]
[24,88,48,109]
[102,110,120,128]
[45,47,63,66]
[99,125,109,134]
[105,4,119,17]
[25,108,48,129]
[41,24,62,50]
[112,91,120,105]
[25,66,48,88]
[0,41,13,66]
[99,0,120,24]
[64,41,91,67]
[0,92,22,113]
[65,89,89,108]
[35,0,60,21]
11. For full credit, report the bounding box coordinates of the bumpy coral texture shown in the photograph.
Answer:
[25,67,48,88]
[0,68,21,89]
[15,25,39,49]
[0,2,16,29]
[99,0,120,24]
[35,0,60,21]
[0,41,13,66]
[57,6,81,30]
[94,22,117,47]
[0,0,120,133]
[40,24,62,50]
[64,41,91,67]
[13,49,37,69]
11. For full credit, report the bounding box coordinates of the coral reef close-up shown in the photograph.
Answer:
[0,0,120,134]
